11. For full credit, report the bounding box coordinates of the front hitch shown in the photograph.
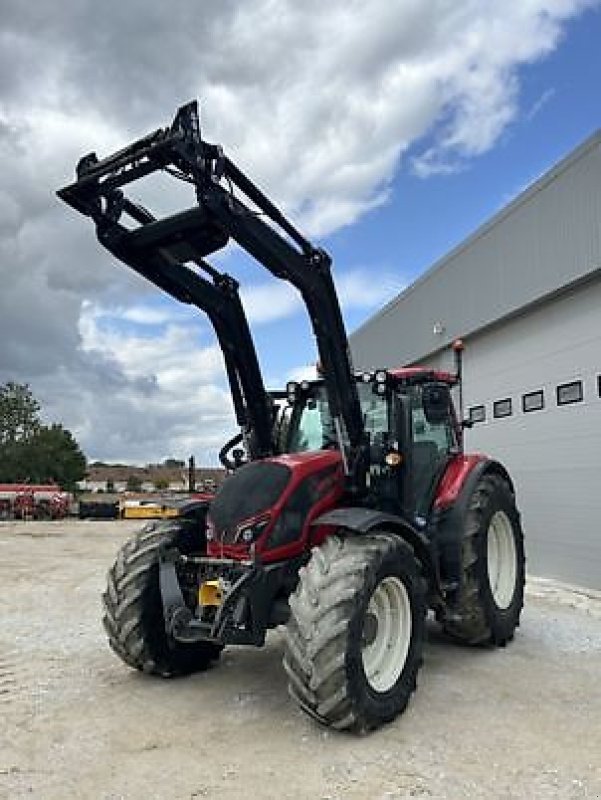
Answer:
[158,548,270,646]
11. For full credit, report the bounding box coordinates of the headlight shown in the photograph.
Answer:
[235,515,271,544]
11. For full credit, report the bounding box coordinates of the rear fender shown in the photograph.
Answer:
[432,457,515,583]
[434,455,514,511]
[311,507,441,593]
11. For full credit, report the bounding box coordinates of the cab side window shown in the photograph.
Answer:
[412,407,453,454]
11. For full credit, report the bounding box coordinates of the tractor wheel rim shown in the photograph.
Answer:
[361,576,412,693]
[487,510,517,609]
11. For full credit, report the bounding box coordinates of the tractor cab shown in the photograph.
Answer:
[282,368,460,523]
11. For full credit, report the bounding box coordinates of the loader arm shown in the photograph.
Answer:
[101,217,273,461]
[58,100,368,492]
[58,167,273,461]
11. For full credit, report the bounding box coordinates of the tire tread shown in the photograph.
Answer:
[101,520,221,676]
[444,474,525,645]
[284,532,425,732]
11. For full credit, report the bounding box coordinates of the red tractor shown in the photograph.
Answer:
[59,102,525,732]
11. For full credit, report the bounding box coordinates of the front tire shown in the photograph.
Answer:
[283,533,426,732]
[102,519,222,676]
[444,473,525,645]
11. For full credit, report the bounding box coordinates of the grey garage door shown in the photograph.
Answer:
[459,277,601,591]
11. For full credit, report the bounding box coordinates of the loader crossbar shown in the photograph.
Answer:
[58,101,313,255]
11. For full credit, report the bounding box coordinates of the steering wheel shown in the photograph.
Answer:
[218,432,247,471]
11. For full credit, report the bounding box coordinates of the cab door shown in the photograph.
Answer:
[407,385,457,519]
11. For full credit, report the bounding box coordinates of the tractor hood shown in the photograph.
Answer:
[207,450,344,561]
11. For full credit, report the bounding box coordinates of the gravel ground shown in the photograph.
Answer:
[0,519,600,800]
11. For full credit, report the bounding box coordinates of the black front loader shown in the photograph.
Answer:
[58,106,276,462]
[58,100,368,493]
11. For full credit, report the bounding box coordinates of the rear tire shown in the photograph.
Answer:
[283,533,425,732]
[444,473,525,645]
[102,519,222,676]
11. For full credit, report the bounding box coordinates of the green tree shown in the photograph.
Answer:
[153,477,169,491]
[0,383,87,490]
[24,425,87,491]
[0,445,20,482]
[0,382,41,445]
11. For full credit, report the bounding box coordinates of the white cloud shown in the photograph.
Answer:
[79,303,224,389]
[81,302,181,327]
[241,283,301,324]
[71,301,236,463]
[3,1,594,236]
[241,269,406,325]
[118,306,178,326]
[287,364,319,384]
[0,0,596,463]
[410,2,595,176]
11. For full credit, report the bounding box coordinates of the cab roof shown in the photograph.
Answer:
[282,366,458,391]
[387,367,458,386]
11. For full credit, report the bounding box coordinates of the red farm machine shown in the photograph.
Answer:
[58,101,525,732]
[0,484,71,520]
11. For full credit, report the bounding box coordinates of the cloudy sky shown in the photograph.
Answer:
[1,0,600,465]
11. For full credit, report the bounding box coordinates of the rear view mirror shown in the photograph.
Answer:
[422,383,451,425]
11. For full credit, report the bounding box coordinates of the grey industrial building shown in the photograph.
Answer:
[350,131,601,591]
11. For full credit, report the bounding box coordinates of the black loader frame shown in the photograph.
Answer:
[59,105,276,463]
[58,100,367,490]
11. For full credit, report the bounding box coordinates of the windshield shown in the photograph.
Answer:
[287,383,388,453]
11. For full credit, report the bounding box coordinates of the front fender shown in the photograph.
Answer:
[311,507,441,593]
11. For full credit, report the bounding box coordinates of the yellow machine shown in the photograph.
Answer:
[120,500,180,520]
